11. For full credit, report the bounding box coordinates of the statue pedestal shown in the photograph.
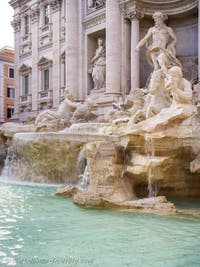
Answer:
[89,88,122,121]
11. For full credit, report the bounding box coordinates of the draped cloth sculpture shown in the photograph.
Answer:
[135,11,181,74]
[89,37,106,90]
[129,11,196,128]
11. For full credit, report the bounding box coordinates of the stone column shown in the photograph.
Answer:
[30,7,39,112]
[106,0,121,95]
[65,0,78,98]
[51,0,61,108]
[127,11,143,90]
[121,16,131,95]
[11,16,21,117]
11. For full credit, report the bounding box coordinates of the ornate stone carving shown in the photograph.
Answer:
[38,57,52,69]
[125,9,144,21]
[135,11,181,74]
[50,0,61,13]
[84,13,106,29]
[35,90,77,132]
[11,17,21,32]
[89,37,106,90]
[87,0,106,14]
[119,0,197,17]
[127,11,197,128]
[19,64,32,74]
[30,7,40,23]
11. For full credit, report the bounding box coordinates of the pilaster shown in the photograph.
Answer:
[51,0,61,107]
[65,0,79,98]
[124,9,144,89]
[31,6,39,112]
[106,0,121,95]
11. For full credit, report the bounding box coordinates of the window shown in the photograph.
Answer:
[24,15,29,35]
[43,69,49,90]
[7,107,14,119]
[44,5,50,25]
[23,75,29,95]
[7,87,15,98]
[9,68,14,78]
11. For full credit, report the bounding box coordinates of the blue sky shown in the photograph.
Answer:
[0,1,14,48]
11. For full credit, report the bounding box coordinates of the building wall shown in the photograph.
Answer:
[0,48,14,123]
[9,0,199,121]
[3,64,15,122]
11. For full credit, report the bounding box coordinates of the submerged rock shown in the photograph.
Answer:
[55,186,79,198]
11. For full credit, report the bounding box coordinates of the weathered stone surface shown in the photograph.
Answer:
[55,186,79,198]
[0,122,36,138]
[74,141,136,206]
[118,196,177,215]
[8,133,85,184]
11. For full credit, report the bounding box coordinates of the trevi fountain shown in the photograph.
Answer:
[0,10,200,267]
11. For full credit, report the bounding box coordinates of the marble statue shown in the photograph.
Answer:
[70,98,97,123]
[88,0,105,11]
[89,37,106,90]
[145,69,171,118]
[165,66,193,105]
[35,90,78,132]
[135,11,181,73]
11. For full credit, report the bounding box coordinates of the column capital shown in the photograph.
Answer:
[125,9,144,21]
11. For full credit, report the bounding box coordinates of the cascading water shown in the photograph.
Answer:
[76,148,90,189]
[79,165,90,189]
[0,142,19,180]
[144,135,157,198]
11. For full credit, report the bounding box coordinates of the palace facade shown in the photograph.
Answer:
[9,0,199,121]
[0,47,15,123]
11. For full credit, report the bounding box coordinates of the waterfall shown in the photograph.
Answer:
[1,144,17,178]
[79,165,90,189]
[76,148,89,189]
[145,135,157,198]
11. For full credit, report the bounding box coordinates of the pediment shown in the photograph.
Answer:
[38,57,52,66]
[19,63,31,72]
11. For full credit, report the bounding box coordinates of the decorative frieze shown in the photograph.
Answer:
[119,0,198,17]
[84,13,106,29]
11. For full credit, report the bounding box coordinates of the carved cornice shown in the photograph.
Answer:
[11,17,21,32]
[19,4,30,15]
[30,7,40,23]
[119,0,198,16]
[84,13,106,29]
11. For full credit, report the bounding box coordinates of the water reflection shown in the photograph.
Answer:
[0,184,25,266]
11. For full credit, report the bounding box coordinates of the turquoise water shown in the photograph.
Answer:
[0,181,200,267]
